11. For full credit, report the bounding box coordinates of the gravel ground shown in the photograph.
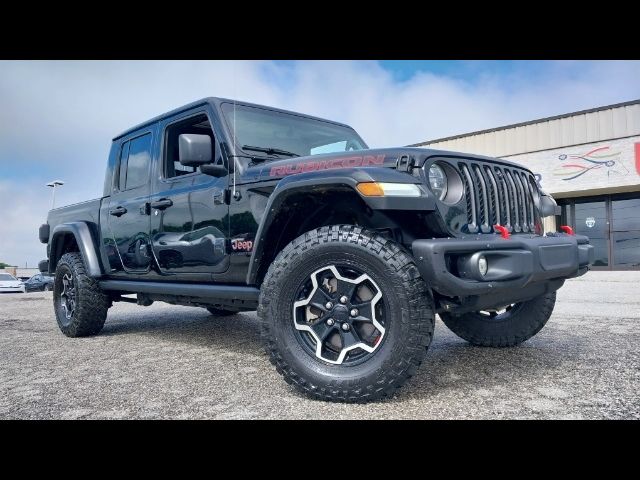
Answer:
[1,271,638,419]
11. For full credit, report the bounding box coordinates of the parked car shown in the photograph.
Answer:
[24,273,54,292]
[0,273,25,293]
[38,97,594,403]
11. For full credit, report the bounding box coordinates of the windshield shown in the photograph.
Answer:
[0,273,17,281]
[221,103,367,159]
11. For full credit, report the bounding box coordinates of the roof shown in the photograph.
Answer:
[409,98,640,147]
[113,97,353,141]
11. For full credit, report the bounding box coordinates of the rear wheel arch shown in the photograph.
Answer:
[49,223,103,277]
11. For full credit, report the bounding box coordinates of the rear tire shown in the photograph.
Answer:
[53,252,109,337]
[440,291,556,347]
[259,225,435,403]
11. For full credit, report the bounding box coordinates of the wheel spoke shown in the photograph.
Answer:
[339,327,361,349]
[350,301,374,323]
[334,278,357,303]
[311,321,337,343]
[308,288,331,308]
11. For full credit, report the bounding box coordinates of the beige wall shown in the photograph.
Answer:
[421,102,640,159]
[505,136,640,196]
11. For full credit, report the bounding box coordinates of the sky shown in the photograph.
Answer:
[1,60,639,267]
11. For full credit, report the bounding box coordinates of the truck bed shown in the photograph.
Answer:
[47,198,104,228]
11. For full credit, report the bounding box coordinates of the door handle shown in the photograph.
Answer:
[150,198,173,210]
[109,206,127,217]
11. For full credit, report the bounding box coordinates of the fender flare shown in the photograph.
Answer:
[245,167,434,285]
[49,222,103,277]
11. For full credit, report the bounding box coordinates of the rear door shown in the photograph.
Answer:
[107,129,155,273]
[149,108,230,275]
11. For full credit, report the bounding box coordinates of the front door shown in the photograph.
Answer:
[149,111,230,275]
[107,131,154,273]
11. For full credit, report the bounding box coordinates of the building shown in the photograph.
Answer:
[412,99,640,270]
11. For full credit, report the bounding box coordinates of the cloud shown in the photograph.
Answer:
[1,60,639,266]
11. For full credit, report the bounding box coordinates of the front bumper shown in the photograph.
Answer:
[412,233,593,298]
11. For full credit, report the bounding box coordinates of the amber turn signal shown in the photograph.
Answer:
[356,182,385,196]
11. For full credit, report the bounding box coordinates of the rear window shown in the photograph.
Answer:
[118,133,152,191]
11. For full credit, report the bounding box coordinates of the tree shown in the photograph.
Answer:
[0,262,14,269]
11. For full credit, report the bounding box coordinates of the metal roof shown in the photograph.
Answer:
[410,99,640,147]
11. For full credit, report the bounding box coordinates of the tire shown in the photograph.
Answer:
[205,306,238,316]
[259,225,435,403]
[440,291,556,347]
[53,252,109,337]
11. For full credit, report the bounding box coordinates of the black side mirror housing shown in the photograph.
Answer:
[179,134,213,166]
[200,164,228,178]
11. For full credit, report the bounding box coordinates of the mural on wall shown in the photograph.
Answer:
[553,146,628,181]
[507,137,640,195]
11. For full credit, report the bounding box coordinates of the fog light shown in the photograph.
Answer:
[478,256,488,276]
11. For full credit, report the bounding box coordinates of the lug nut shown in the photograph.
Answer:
[350,308,358,317]
[325,302,333,309]
[340,296,348,304]
[326,318,335,326]
[341,323,350,331]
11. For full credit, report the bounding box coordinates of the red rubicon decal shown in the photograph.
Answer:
[635,143,640,175]
[269,155,385,177]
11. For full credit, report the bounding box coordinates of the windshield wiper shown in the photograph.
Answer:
[242,145,300,157]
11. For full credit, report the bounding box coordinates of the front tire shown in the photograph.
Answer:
[53,252,109,337]
[440,291,556,347]
[259,225,435,403]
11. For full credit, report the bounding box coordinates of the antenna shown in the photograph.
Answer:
[231,63,237,198]
[233,99,237,197]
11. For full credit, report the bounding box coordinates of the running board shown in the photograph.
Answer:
[99,280,260,302]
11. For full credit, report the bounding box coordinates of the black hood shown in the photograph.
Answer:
[238,147,528,184]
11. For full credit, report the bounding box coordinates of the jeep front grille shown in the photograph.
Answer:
[457,161,540,234]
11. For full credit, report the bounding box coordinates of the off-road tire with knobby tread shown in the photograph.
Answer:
[53,252,110,337]
[259,225,435,403]
[439,291,556,347]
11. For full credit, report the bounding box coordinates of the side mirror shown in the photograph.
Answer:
[179,134,213,166]
[200,164,228,178]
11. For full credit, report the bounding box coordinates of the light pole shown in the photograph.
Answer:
[46,180,64,209]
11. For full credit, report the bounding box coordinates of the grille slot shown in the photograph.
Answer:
[459,164,478,233]
[455,161,540,235]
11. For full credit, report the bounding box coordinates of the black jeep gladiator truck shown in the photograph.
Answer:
[39,97,594,402]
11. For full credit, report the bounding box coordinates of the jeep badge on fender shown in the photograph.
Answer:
[38,97,594,403]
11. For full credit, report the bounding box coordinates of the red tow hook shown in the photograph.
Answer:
[560,225,575,236]
[494,224,510,239]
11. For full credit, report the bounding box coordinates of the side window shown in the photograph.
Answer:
[164,113,216,179]
[119,133,152,190]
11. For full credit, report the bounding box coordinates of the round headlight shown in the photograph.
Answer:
[428,164,448,201]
